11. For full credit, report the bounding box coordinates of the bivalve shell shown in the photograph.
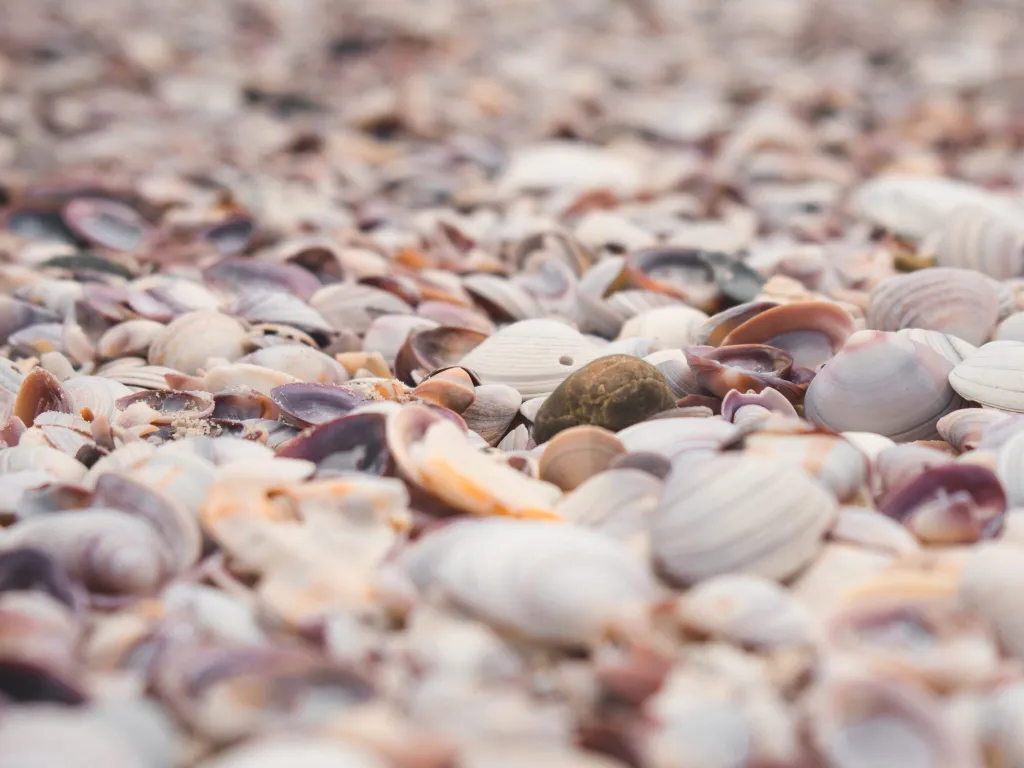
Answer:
[148,311,248,375]
[949,340,1024,412]
[935,205,1024,280]
[651,454,837,585]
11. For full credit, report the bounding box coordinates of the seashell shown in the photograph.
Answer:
[805,331,964,441]
[245,322,319,350]
[949,340,1024,411]
[533,355,676,444]
[310,283,413,336]
[824,593,1001,691]
[458,319,603,398]
[895,328,977,366]
[0,444,86,483]
[617,305,708,348]
[937,408,1007,453]
[460,384,521,446]
[13,368,71,428]
[231,288,333,338]
[874,444,955,498]
[867,268,999,346]
[96,319,165,360]
[617,247,721,312]
[0,706,152,767]
[148,311,248,375]
[995,430,1024,507]
[116,389,216,425]
[271,382,372,428]
[790,542,897,614]
[694,301,779,347]
[851,172,1019,241]
[651,454,837,585]
[830,506,921,555]
[718,300,854,368]
[0,296,61,345]
[363,315,440,368]
[879,463,1006,544]
[400,415,562,519]
[538,426,626,492]
[463,273,543,321]
[198,736,385,768]
[803,667,977,768]
[203,257,322,301]
[996,311,1024,342]
[240,345,350,385]
[935,205,1024,280]
[958,541,1024,663]
[555,467,662,543]
[618,417,738,466]
[721,387,798,426]
[395,518,657,646]
[99,360,177,390]
[3,508,175,595]
[742,429,868,502]
[394,325,488,385]
[276,412,391,476]
[411,367,476,413]
[62,196,148,251]
[674,573,816,649]
[135,275,222,315]
[685,344,806,403]
[643,349,701,397]
[416,299,495,335]
[513,256,579,320]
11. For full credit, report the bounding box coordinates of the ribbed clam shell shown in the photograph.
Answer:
[805,331,964,441]
[651,454,837,585]
[310,283,413,335]
[851,173,1020,241]
[896,328,977,366]
[148,311,248,375]
[618,418,739,466]
[642,349,700,397]
[936,205,1024,279]
[743,432,868,502]
[396,518,657,646]
[675,573,816,649]
[63,375,134,422]
[460,384,521,445]
[949,340,1024,411]
[867,268,999,346]
[555,468,662,543]
[937,408,1007,453]
[617,305,708,348]
[231,289,333,336]
[457,319,603,397]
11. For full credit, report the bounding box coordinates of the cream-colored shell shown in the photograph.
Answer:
[949,340,1024,411]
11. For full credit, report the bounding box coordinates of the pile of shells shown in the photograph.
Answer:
[7,0,1024,765]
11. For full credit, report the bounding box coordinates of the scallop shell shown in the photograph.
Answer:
[949,341,1024,411]
[935,205,1024,280]
[867,268,1000,346]
[457,319,603,397]
[805,331,964,441]
[651,454,837,585]
[395,518,657,646]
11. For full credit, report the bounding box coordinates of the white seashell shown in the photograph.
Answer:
[458,319,603,397]
[618,305,709,348]
[309,283,412,336]
[599,335,662,358]
[148,310,248,375]
[408,419,560,519]
[743,431,868,502]
[131,452,218,517]
[232,289,333,335]
[829,506,921,555]
[498,141,644,196]
[958,541,1024,663]
[0,445,86,483]
[217,458,316,483]
[896,328,977,366]
[240,345,349,385]
[643,349,701,397]
[519,396,547,423]
[0,470,53,521]
[63,375,134,422]
[651,454,837,585]
[996,431,1024,507]
[675,573,817,649]
[463,273,543,321]
[200,363,298,396]
[995,311,1024,342]
[867,268,999,346]
[949,340,1024,411]
[937,408,1007,453]
[97,319,166,360]
[935,205,1024,280]
[198,736,384,768]
[82,441,156,488]
[618,418,738,467]
[396,518,658,646]
[790,543,895,615]
[556,468,662,542]
[851,173,1020,241]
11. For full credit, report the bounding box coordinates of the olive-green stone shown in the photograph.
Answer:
[533,354,676,444]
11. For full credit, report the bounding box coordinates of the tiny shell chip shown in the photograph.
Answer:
[651,454,837,586]
[409,418,563,519]
[949,341,1024,412]
[396,518,658,646]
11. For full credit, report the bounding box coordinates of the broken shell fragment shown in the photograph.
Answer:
[685,344,806,403]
